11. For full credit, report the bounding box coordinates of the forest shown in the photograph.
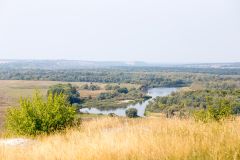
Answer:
[1,66,239,89]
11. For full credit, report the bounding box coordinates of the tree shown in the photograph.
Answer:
[117,87,129,94]
[89,84,100,91]
[194,98,233,122]
[47,83,80,104]
[125,108,138,118]
[6,91,76,136]
[81,84,89,89]
[105,84,113,90]
[97,93,113,100]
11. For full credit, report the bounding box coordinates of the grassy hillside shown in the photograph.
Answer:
[1,117,240,160]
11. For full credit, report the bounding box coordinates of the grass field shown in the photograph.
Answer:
[1,117,240,160]
[0,80,140,127]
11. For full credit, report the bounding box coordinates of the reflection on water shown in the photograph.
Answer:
[79,87,177,117]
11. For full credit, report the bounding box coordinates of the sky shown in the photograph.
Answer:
[0,0,240,63]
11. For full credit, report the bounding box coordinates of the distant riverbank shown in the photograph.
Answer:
[80,87,177,116]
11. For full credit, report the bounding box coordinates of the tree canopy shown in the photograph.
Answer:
[47,83,81,104]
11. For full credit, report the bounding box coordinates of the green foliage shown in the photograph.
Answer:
[97,93,115,100]
[48,83,80,104]
[194,99,233,122]
[105,84,120,90]
[83,87,148,110]
[113,85,121,90]
[105,84,112,90]
[232,105,240,115]
[125,108,138,118]
[146,89,240,116]
[82,84,100,90]
[0,68,193,88]
[81,84,89,89]
[5,91,76,136]
[117,87,129,94]
[89,84,100,90]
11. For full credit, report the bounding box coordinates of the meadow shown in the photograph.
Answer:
[1,117,240,160]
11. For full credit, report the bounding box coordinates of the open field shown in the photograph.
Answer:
[0,80,139,99]
[1,117,240,160]
[0,80,140,126]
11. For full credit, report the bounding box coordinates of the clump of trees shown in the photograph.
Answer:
[117,87,129,94]
[47,84,81,104]
[125,108,138,118]
[97,93,115,100]
[5,91,76,136]
[194,98,233,122]
[0,68,193,88]
[105,84,120,90]
[146,89,240,122]
[81,84,100,90]
[84,86,150,110]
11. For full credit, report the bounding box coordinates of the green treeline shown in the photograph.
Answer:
[146,89,240,117]
[0,68,191,87]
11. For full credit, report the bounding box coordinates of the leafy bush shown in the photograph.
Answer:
[108,113,117,117]
[194,99,233,122]
[48,83,80,104]
[81,84,100,90]
[97,93,115,100]
[81,84,89,89]
[6,91,76,136]
[89,84,100,91]
[232,105,240,115]
[105,84,120,90]
[125,108,138,118]
[117,87,129,94]
[105,84,112,90]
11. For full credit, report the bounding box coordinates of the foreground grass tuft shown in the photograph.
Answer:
[1,117,240,160]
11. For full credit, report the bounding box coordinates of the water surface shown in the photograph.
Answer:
[80,87,177,117]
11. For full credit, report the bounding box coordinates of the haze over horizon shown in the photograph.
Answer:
[0,58,240,65]
[1,0,240,63]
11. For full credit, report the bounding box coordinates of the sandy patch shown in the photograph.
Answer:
[119,100,134,103]
[0,138,33,146]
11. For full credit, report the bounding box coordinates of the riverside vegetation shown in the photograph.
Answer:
[146,80,240,121]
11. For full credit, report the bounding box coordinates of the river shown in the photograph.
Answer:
[79,87,177,117]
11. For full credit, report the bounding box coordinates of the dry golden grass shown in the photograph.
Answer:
[1,117,240,160]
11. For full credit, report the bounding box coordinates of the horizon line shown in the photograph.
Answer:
[0,58,240,65]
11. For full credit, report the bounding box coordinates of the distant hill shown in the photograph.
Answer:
[0,60,149,69]
[0,59,239,69]
[179,63,240,69]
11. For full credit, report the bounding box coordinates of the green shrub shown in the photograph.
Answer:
[89,84,100,91]
[113,85,120,90]
[6,91,76,136]
[81,84,89,89]
[81,84,100,90]
[105,84,121,90]
[125,108,138,118]
[232,105,240,115]
[194,99,233,122]
[48,83,80,104]
[97,93,114,100]
[117,87,129,94]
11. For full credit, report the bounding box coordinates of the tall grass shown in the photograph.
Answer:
[1,117,240,160]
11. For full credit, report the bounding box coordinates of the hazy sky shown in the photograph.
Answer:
[0,0,239,63]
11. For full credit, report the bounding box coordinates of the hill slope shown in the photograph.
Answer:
[1,117,240,160]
